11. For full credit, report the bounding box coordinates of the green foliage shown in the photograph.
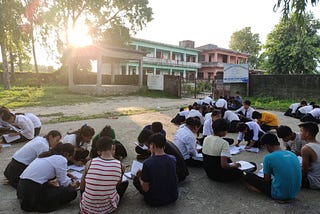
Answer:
[229,27,261,68]
[261,13,320,74]
[0,86,100,108]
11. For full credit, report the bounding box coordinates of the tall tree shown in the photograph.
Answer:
[229,27,261,68]
[274,0,319,20]
[261,13,320,74]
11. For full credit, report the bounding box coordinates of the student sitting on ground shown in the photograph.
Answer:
[171,106,192,125]
[186,105,204,125]
[135,129,189,182]
[299,122,320,189]
[276,125,306,156]
[80,136,128,214]
[236,121,265,148]
[234,100,255,122]
[17,143,79,212]
[203,119,250,182]
[1,111,34,144]
[295,102,315,119]
[4,130,62,188]
[133,133,178,206]
[62,124,95,166]
[252,110,279,132]
[90,124,127,160]
[300,107,320,124]
[0,107,17,136]
[174,117,202,167]
[221,109,241,133]
[284,100,307,117]
[15,112,42,136]
[215,97,228,110]
[243,133,301,201]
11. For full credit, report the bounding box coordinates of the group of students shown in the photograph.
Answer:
[1,98,320,213]
[284,99,320,123]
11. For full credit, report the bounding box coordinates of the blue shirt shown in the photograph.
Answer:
[263,150,301,200]
[141,154,178,206]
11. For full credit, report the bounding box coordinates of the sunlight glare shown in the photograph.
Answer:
[68,24,93,47]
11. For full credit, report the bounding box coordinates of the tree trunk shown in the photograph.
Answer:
[0,42,10,90]
[31,27,39,74]
[9,50,15,83]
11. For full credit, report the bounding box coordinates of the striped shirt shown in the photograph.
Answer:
[80,157,122,214]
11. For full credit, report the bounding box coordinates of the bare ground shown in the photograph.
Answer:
[0,96,319,214]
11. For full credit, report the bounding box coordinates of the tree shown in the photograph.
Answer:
[229,27,261,68]
[274,0,319,20]
[261,13,320,74]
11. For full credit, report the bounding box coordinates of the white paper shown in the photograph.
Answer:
[131,160,143,176]
[236,160,255,171]
[192,152,203,161]
[124,172,132,179]
[70,171,83,181]
[196,144,202,150]
[245,147,259,153]
[256,168,264,178]
[122,175,128,182]
[229,146,241,155]
[67,164,85,172]
[134,142,149,150]
[2,134,20,143]
[1,144,11,148]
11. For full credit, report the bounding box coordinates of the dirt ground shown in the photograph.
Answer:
[0,96,319,214]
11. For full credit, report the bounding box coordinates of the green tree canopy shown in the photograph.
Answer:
[261,13,320,74]
[229,27,261,68]
[274,0,319,19]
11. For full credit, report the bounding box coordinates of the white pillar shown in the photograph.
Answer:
[138,60,143,87]
[96,56,102,96]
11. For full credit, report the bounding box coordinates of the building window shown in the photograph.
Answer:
[198,72,204,79]
[222,55,228,63]
[199,55,205,62]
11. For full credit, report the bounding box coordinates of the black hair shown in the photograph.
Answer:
[0,106,10,116]
[1,112,14,121]
[212,118,229,135]
[39,143,74,158]
[261,133,280,146]
[244,100,251,106]
[252,111,262,119]
[99,125,114,139]
[237,122,248,132]
[211,109,221,117]
[68,124,95,147]
[186,117,201,128]
[151,122,163,133]
[138,129,154,145]
[44,130,62,141]
[300,100,307,106]
[96,136,114,152]
[298,122,319,137]
[276,125,293,138]
[148,133,166,149]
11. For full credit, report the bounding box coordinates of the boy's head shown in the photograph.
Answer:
[148,133,166,150]
[211,109,222,121]
[261,133,280,152]
[237,122,248,132]
[252,111,262,120]
[298,122,319,140]
[1,112,15,123]
[300,100,307,106]
[151,122,163,133]
[243,100,251,109]
[96,136,114,153]
[99,125,113,138]
[138,129,154,145]
[212,118,229,137]
[186,117,201,133]
[276,125,293,142]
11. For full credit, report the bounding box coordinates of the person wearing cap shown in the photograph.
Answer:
[243,133,301,201]
[234,100,255,122]
[299,122,320,189]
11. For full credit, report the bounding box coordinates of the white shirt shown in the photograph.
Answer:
[14,115,34,139]
[186,109,204,124]
[289,103,300,114]
[20,155,71,186]
[309,108,320,118]
[204,112,212,122]
[203,96,214,105]
[298,105,313,114]
[282,132,306,154]
[203,118,213,136]
[62,133,89,150]
[235,106,255,120]
[215,98,228,109]
[13,136,49,165]
[178,110,189,117]
[237,121,265,142]
[25,113,42,128]
[174,125,197,160]
[223,110,240,122]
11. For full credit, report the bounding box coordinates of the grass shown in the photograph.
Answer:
[0,86,102,108]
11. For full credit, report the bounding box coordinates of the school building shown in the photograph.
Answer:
[197,44,249,80]
[119,38,201,80]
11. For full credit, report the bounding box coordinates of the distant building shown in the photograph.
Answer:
[197,44,249,80]
[119,38,201,80]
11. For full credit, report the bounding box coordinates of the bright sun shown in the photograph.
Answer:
[68,24,93,47]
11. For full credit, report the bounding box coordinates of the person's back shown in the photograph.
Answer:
[80,157,122,213]
[264,150,301,199]
[142,154,178,206]
[164,141,189,182]
[304,143,320,189]
[261,111,279,127]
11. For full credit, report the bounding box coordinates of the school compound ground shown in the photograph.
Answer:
[0,96,319,214]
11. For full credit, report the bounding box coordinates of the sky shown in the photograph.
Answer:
[135,0,320,49]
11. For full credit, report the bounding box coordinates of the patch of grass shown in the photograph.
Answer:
[37,112,64,117]
[0,86,101,108]
[130,89,178,99]
[44,108,158,124]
